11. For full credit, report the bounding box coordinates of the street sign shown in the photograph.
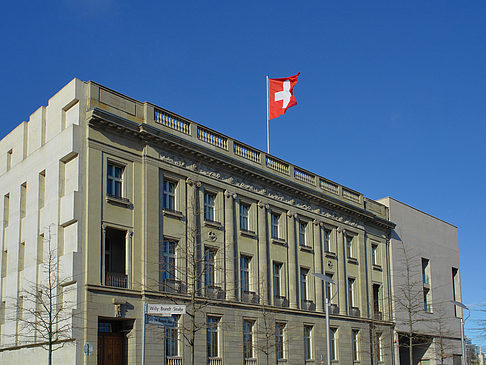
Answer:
[146,303,186,316]
[84,342,93,356]
[146,315,175,327]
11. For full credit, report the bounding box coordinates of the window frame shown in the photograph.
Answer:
[346,235,355,259]
[330,327,338,360]
[204,191,217,222]
[107,162,124,198]
[240,202,250,231]
[240,255,251,293]
[348,277,356,309]
[204,247,217,287]
[300,267,309,302]
[275,322,286,360]
[271,212,280,239]
[243,319,255,359]
[273,262,283,298]
[298,220,307,246]
[323,228,332,252]
[207,316,220,358]
[304,325,313,360]
[166,315,180,357]
[160,240,177,282]
[352,329,360,361]
[163,179,177,211]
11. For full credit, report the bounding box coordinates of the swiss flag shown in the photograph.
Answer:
[268,73,300,120]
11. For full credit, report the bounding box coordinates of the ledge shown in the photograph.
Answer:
[162,209,184,219]
[347,257,359,265]
[204,220,223,229]
[272,238,287,246]
[372,264,382,271]
[240,229,257,239]
[325,251,337,259]
[299,245,313,253]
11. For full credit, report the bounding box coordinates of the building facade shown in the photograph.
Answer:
[0,78,444,364]
[378,197,463,365]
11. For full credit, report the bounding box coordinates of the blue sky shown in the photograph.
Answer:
[2,0,485,345]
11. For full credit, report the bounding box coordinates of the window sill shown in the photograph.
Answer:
[347,257,359,265]
[162,209,184,219]
[240,229,257,239]
[325,251,337,258]
[372,264,382,271]
[204,220,223,229]
[272,238,287,246]
[299,245,313,253]
[106,195,131,208]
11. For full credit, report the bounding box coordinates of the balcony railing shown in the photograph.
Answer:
[350,306,360,317]
[245,359,257,365]
[160,279,187,294]
[208,357,223,365]
[105,272,127,288]
[301,299,316,311]
[274,296,289,308]
[167,357,183,365]
[241,291,259,304]
[329,303,339,315]
[373,311,383,320]
[204,285,225,300]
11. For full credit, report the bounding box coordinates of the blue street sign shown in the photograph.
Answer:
[146,315,175,327]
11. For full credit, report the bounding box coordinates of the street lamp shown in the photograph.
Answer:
[452,300,470,365]
[312,273,337,365]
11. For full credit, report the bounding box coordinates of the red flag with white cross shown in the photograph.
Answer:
[268,73,300,120]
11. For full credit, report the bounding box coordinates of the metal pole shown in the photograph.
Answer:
[460,317,465,365]
[325,297,331,365]
[163,325,167,365]
[266,75,270,154]
[142,303,146,365]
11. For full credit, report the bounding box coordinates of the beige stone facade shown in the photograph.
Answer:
[0,79,397,364]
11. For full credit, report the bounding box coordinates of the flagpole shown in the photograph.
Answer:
[266,75,270,154]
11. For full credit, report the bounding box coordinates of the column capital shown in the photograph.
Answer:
[224,190,237,199]
[186,177,201,188]
[287,211,297,219]
[258,201,269,209]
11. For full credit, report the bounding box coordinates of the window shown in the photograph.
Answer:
[160,240,176,281]
[204,191,216,221]
[204,247,217,287]
[325,273,335,303]
[107,163,124,198]
[298,220,307,246]
[346,235,354,258]
[452,268,460,317]
[163,180,177,211]
[373,284,381,317]
[38,170,46,209]
[348,278,356,308]
[300,268,309,303]
[20,182,26,218]
[243,319,254,359]
[330,327,337,360]
[240,255,251,293]
[352,329,359,361]
[423,287,432,312]
[273,262,283,298]
[275,322,286,360]
[271,212,280,239]
[207,316,220,358]
[422,258,430,285]
[104,228,127,288]
[376,332,383,362]
[371,244,378,265]
[323,229,331,252]
[166,315,180,357]
[6,149,12,171]
[240,203,250,231]
[304,325,313,360]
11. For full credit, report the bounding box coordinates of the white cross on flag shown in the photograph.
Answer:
[268,73,300,120]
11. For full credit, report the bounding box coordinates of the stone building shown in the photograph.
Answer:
[0,78,402,364]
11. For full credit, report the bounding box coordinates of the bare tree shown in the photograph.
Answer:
[13,227,76,365]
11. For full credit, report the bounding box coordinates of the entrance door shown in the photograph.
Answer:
[98,332,124,365]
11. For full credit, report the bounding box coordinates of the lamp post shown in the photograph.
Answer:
[312,273,337,365]
[452,300,470,365]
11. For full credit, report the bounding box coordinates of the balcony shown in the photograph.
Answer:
[105,272,127,288]
[350,306,360,317]
[274,296,289,308]
[245,359,257,365]
[241,291,259,304]
[373,311,383,320]
[301,299,316,311]
[160,279,187,294]
[167,358,183,365]
[205,285,225,300]
[208,357,223,365]
[329,303,339,315]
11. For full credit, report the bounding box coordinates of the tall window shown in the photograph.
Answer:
[107,163,124,198]
[352,329,359,361]
[240,255,251,293]
[204,248,217,287]
[325,273,334,303]
[271,213,280,239]
[348,278,356,308]
[330,327,337,360]
[371,244,378,265]
[373,283,381,315]
[422,257,430,284]
[298,220,307,246]
[207,316,220,358]
[240,203,250,231]
[160,241,176,281]
[300,268,309,302]
[273,262,282,298]
[163,180,177,211]
[376,332,383,362]
[323,229,331,252]
[452,267,460,317]
[346,235,354,258]
[204,191,216,221]
[166,315,180,357]
[304,325,313,360]
[275,322,286,360]
[243,319,254,359]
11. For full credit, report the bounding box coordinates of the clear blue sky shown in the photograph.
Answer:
[2,0,485,345]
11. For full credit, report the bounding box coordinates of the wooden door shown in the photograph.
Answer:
[98,332,124,365]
